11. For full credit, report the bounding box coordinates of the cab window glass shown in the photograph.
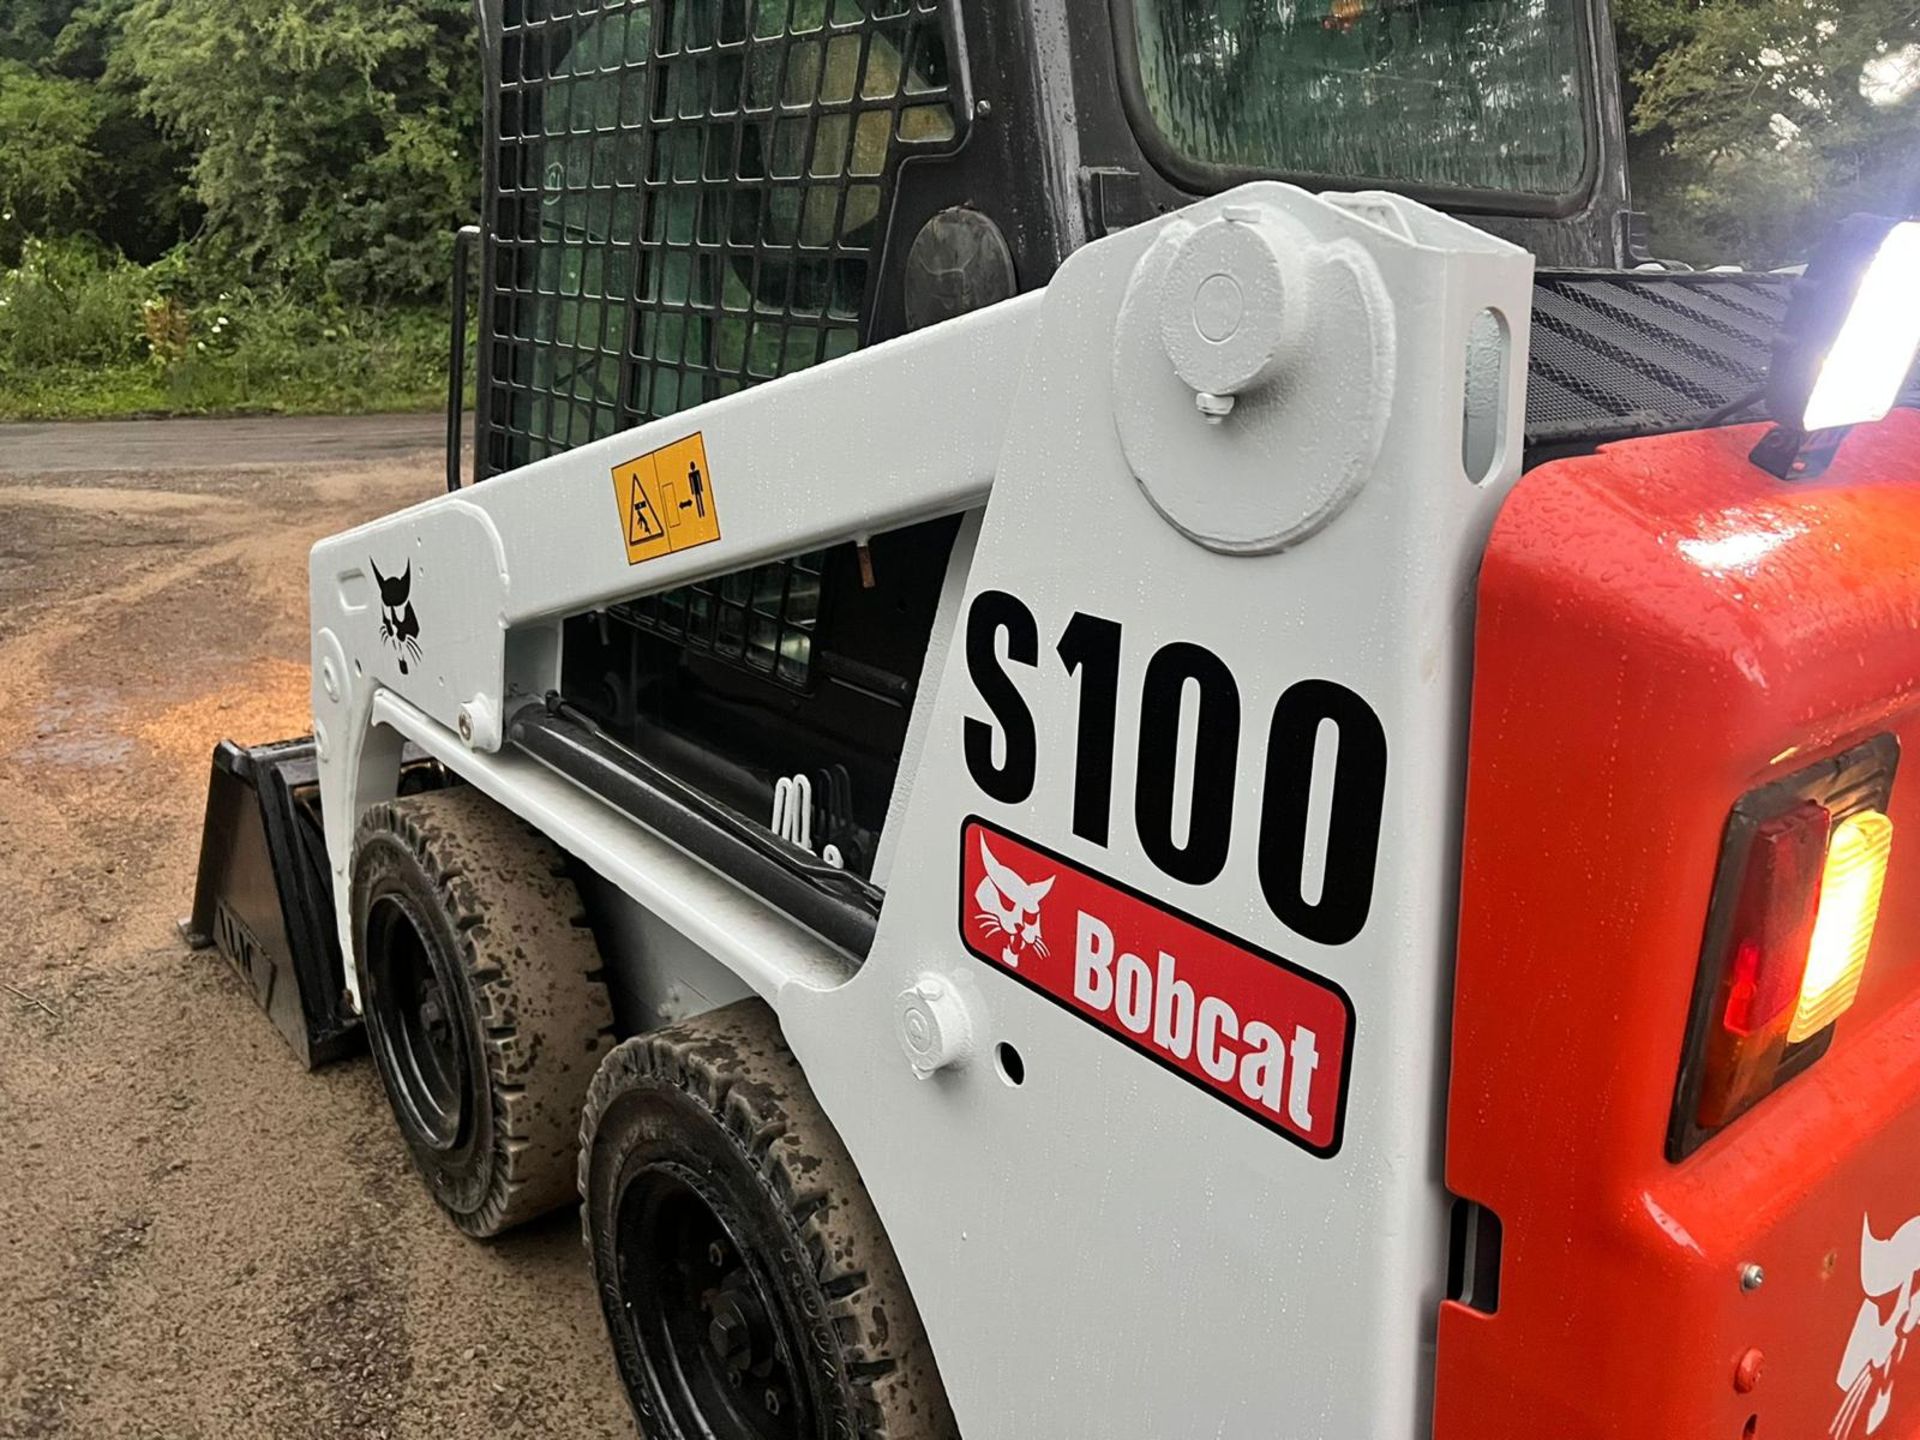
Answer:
[1130,0,1589,198]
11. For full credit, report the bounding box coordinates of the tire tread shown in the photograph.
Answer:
[354,786,613,1237]
[579,1001,959,1439]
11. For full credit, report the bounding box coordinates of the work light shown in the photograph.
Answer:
[1753,214,1920,478]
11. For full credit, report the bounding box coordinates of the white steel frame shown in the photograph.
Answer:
[310,183,1532,1439]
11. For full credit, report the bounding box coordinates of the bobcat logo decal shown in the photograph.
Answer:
[972,836,1054,969]
[1833,1210,1920,1437]
[371,558,421,675]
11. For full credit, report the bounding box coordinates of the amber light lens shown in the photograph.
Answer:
[1790,809,1894,1042]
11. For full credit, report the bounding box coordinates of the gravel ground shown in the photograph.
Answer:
[0,429,633,1439]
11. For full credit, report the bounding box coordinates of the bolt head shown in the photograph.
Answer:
[1739,1262,1766,1292]
[895,973,974,1078]
[1733,1346,1764,1393]
[709,1311,749,1364]
[457,707,474,743]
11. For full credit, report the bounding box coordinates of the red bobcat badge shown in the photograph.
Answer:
[958,818,1354,1155]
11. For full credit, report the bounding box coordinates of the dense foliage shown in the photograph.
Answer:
[1619,0,1920,265]
[120,0,478,302]
[1,0,1917,416]
[0,0,476,417]
[2,0,476,297]
[0,236,451,420]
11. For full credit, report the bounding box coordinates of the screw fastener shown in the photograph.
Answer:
[456,692,499,749]
[1739,1263,1766,1292]
[1195,391,1236,423]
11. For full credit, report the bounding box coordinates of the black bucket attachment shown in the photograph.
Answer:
[183,738,360,1069]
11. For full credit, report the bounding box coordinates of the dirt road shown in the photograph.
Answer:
[0,422,633,1438]
[0,413,450,475]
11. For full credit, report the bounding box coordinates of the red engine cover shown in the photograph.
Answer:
[1437,412,1920,1439]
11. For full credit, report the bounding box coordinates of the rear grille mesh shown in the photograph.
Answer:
[1525,269,1920,446]
[1524,272,1785,445]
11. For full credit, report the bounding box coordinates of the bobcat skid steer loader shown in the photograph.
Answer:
[184,0,1920,1435]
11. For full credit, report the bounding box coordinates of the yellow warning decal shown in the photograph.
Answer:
[610,431,721,566]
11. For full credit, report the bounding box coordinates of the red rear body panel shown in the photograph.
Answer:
[1438,412,1920,1439]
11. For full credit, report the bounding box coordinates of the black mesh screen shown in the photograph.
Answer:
[1524,267,1920,449]
[1524,271,1785,445]
[622,550,823,684]
[482,0,961,688]
[485,0,959,471]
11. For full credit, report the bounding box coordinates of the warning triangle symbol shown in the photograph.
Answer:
[627,476,660,545]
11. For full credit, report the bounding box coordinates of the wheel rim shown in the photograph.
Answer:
[365,893,467,1151]
[614,1165,814,1440]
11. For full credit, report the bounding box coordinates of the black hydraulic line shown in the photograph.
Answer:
[814,649,916,704]
[1702,384,1767,428]
[508,697,880,961]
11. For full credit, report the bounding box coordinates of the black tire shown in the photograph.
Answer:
[351,786,614,1237]
[580,1000,959,1440]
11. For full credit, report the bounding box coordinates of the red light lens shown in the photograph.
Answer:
[1719,803,1830,1036]
[1695,800,1830,1131]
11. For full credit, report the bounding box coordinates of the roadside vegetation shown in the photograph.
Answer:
[2,0,1918,419]
[0,0,474,420]
[0,238,452,419]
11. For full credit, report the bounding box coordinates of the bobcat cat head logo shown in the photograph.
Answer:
[371,558,421,675]
[973,836,1054,969]
[1833,1210,1920,1438]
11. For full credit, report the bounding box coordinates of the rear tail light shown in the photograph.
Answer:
[1791,808,1895,1041]
[1668,736,1899,1160]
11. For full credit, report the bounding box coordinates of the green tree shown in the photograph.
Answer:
[0,64,106,255]
[1617,0,1920,266]
[120,0,479,303]
[0,0,81,65]
[0,0,194,265]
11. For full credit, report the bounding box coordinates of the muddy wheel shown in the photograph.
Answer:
[579,1000,958,1440]
[350,786,613,1237]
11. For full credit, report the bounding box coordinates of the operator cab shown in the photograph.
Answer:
[466,0,1688,894]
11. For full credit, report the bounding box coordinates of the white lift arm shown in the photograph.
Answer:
[311,182,1532,1440]
[310,290,1038,1000]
